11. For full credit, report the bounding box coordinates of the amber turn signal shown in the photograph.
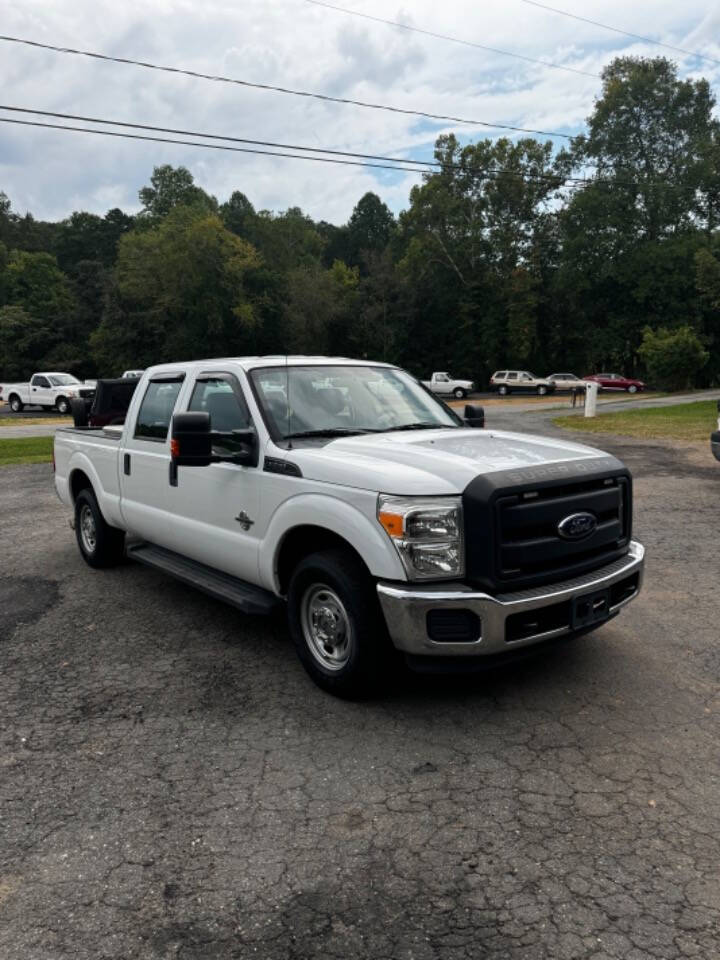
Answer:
[378,511,404,538]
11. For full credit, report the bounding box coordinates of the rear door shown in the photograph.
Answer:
[119,372,186,545]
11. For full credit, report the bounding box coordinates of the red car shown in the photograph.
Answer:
[583,373,646,394]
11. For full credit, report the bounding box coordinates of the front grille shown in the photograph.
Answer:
[463,468,632,592]
[79,388,96,399]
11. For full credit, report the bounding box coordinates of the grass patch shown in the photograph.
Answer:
[554,400,717,443]
[0,417,70,426]
[0,436,54,466]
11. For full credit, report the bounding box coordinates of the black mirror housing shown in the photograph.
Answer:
[171,412,213,466]
[464,404,485,428]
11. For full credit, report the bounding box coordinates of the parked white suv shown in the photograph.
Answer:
[489,371,556,396]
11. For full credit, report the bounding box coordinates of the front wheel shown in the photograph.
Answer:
[56,397,70,414]
[627,384,638,394]
[498,385,509,396]
[9,396,24,413]
[75,489,125,568]
[453,387,467,400]
[537,385,548,396]
[287,548,396,697]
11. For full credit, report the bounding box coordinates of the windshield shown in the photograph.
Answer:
[250,365,462,440]
[48,374,81,386]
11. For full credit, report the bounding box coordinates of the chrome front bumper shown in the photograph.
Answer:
[377,541,645,657]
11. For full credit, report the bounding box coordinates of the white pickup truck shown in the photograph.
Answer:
[1,372,95,414]
[54,356,644,696]
[421,371,475,399]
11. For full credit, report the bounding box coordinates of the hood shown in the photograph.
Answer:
[287,428,619,495]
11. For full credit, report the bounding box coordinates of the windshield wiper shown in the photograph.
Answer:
[283,428,372,440]
[380,422,452,432]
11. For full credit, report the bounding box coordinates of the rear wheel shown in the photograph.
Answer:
[9,395,23,413]
[627,384,638,394]
[453,387,466,400]
[74,489,125,568]
[287,547,396,697]
[537,385,548,396]
[56,396,70,414]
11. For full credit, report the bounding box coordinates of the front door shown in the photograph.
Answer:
[165,372,264,584]
[30,375,52,406]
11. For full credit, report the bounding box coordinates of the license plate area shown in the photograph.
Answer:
[571,588,611,630]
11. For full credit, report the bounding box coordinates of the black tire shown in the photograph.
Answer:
[537,385,548,396]
[74,488,125,568]
[56,396,70,415]
[287,547,396,698]
[9,395,23,413]
[498,385,509,396]
[453,387,466,400]
[627,384,638,394]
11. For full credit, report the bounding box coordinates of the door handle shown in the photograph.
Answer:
[123,453,131,476]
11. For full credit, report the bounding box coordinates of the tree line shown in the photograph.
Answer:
[1,56,719,389]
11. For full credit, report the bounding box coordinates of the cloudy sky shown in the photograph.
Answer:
[1,0,719,224]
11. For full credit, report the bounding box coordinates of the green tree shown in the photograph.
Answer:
[138,165,217,219]
[638,325,708,390]
[92,206,259,370]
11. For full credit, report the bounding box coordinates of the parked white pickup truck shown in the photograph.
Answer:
[421,371,474,399]
[54,356,644,696]
[1,372,95,414]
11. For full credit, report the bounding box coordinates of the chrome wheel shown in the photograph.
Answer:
[300,583,353,671]
[79,504,97,554]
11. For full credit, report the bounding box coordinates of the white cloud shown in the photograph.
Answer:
[0,0,718,223]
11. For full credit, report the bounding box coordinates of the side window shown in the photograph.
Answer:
[506,372,518,381]
[436,373,449,382]
[188,377,251,456]
[33,375,50,388]
[134,379,184,441]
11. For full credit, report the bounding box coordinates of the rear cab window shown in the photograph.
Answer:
[134,375,185,441]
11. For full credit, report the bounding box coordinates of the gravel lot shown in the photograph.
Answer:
[1,422,719,960]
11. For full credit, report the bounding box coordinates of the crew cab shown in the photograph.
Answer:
[490,371,556,396]
[54,357,645,697]
[584,373,646,394]
[1,372,95,414]
[421,372,474,399]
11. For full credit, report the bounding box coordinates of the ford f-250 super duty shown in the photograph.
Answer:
[54,357,645,696]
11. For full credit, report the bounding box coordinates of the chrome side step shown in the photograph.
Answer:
[126,542,279,615]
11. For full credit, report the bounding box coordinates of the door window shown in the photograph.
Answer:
[506,372,518,381]
[32,376,51,388]
[188,376,252,457]
[134,378,184,441]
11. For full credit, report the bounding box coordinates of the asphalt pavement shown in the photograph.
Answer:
[1,421,719,960]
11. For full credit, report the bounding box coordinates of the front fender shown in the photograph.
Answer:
[259,492,407,593]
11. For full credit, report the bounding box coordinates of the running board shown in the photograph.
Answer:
[126,543,279,615]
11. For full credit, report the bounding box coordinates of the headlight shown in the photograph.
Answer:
[66,390,77,397]
[377,495,464,580]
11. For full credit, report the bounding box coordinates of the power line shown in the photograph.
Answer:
[305,0,600,79]
[0,117,433,176]
[0,106,689,194]
[518,0,720,67]
[0,109,573,188]
[0,33,577,141]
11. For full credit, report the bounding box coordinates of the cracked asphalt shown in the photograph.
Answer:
[1,420,719,959]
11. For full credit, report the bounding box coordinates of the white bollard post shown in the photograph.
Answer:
[585,381,598,418]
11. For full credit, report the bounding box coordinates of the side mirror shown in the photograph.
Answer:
[171,412,213,467]
[464,403,485,428]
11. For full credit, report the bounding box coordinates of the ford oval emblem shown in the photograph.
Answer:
[557,511,597,541]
